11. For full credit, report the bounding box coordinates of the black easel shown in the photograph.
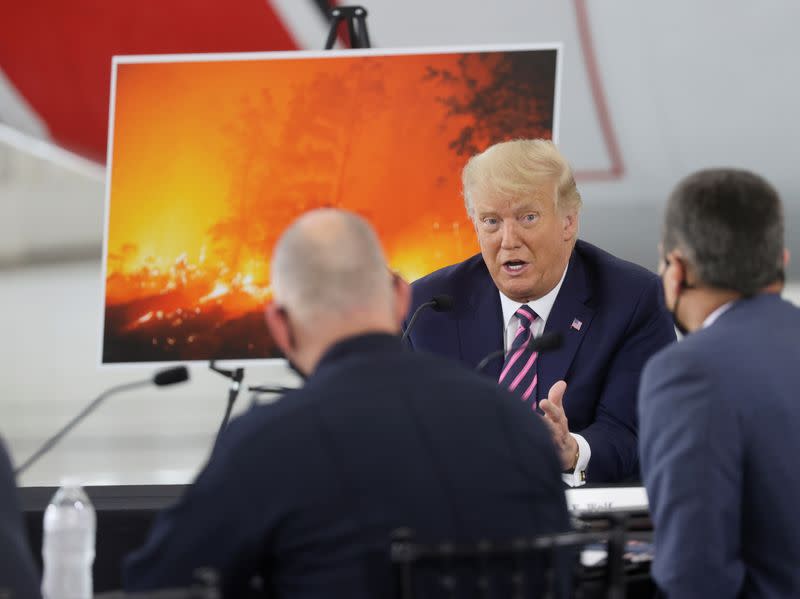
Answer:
[324,6,372,49]
[210,361,245,450]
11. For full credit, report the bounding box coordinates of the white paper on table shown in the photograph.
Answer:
[565,486,649,515]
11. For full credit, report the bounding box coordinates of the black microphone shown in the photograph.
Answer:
[401,294,454,344]
[14,366,189,476]
[154,366,190,386]
[474,332,563,373]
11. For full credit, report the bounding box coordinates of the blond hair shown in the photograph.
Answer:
[462,139,582,218]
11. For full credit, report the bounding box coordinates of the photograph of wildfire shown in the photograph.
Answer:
[102,45,559,364]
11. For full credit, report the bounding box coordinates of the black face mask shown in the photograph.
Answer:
[285,322,310,380]
[671,288,691,337]
[663,256,694,336]
[274,305,309,381]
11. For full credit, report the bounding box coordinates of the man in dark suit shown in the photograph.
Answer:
[0,438,42,599]
[639,169,800,598]
[124,209,570,598]
[407,139,676,484]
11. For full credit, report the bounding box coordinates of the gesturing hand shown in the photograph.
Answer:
[538,380,579,471]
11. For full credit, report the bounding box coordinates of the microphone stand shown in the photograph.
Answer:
[15,380,152,476]
[475,349,506,373]
[14,366,189,477]
[401,299,436,344]
[209,361,245,450]
[474,332,565,373]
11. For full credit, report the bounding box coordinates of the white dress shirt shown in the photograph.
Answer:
[498,264,591,487]
[702,301,735,329]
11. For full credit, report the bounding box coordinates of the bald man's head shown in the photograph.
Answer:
[271,209,394,322]
[266,209,410,375]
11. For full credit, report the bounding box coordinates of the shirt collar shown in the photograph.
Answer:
[702,300,736,329]
[499,261,569,330]
[314,332,403,374]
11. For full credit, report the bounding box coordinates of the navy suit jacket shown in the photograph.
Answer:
[639,294,800,599]
[0,439,41,599]
[406,240,676,483]
[124,334,570,598]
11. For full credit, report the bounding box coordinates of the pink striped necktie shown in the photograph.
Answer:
[499,305,539,402]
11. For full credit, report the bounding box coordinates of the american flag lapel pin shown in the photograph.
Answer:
[570,318,583,331]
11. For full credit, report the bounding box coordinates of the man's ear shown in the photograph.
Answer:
[562,209,578,241]
[784,248,791,268]
[392,273,412,328]
[664,250,689,291]
[265,302,293,356]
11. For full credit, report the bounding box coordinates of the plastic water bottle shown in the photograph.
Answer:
[41,482,96,599]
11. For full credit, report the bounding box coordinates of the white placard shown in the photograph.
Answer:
[565,486,649,514]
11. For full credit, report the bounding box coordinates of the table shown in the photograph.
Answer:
[21,484,657,596]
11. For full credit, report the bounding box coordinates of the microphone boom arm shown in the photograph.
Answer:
[400,300,435,344]
[474,332,564,373]
[209,361,245,451]
[14,379,151,477]
[401,295,454,345]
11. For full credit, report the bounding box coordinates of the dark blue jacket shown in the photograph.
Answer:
[639,294,800,599]
[124,333,570,598]
[0,439,41,599]
[406,240,676,483]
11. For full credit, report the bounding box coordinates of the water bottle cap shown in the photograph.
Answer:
[59,475,84,488]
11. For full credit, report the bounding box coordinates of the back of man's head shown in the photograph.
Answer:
[663,168,784,296]
[271,209,394,322]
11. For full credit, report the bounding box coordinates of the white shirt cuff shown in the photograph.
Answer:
[561,433,590,487]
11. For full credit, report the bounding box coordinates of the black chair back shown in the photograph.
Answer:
[95,569,220,599]
[390,513,632,599]
[96,588,219,599]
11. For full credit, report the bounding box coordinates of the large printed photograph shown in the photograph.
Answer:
[101,45,560,364]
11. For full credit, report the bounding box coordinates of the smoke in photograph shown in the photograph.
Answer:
[102,46,558,363]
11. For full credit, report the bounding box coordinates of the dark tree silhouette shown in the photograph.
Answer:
[275,58,387,210]
[424,50,557,156]
[208,59,389,278]
[209,88,279,276]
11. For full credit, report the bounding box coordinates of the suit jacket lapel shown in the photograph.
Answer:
[458,261,504,377]
[537,248,595,400]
